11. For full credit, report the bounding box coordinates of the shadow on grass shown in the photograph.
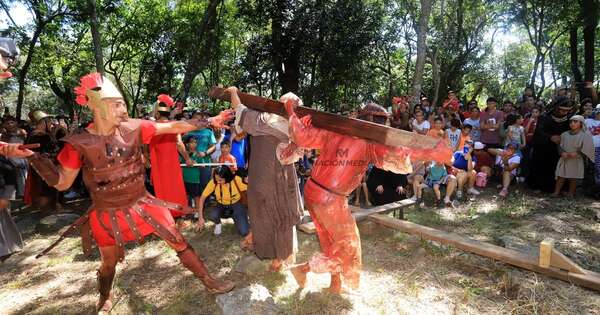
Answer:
[277,289,353,315]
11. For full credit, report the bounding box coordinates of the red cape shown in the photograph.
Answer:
[149,133,188,218]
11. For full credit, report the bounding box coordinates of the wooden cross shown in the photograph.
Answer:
[208,87,441,150]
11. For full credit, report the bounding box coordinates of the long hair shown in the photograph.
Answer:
[214,165,235,183]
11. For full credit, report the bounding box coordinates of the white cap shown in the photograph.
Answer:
[474,142,485,150]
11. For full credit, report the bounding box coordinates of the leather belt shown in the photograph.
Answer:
[308,177,348,197]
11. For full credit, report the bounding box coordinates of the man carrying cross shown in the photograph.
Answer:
[284,100,452,293]
[221,87,452,293]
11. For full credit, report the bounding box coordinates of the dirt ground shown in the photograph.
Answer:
[1,185,600,315]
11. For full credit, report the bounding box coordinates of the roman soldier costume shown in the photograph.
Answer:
[29,73,234,313]
[149,94,188,216]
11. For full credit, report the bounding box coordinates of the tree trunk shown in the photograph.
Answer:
[583,0,598,83]
[271,0,300,94]
[549,48,558,89]
[179,0,222,101]
[538,54,546,99]
[16,25,44,120]
[411,0,433,106]
[431,48,441,106]
[570,27,584,97]
[404,30,412,95]
[88,0,104,74]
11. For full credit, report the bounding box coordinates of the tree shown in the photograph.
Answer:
[13,0,70,120]
[411,0,433,104]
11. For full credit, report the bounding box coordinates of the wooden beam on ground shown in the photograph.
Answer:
[297,200,415,234]
[208,87,440,150]
[539,238,586,274]
[368,214,600,292]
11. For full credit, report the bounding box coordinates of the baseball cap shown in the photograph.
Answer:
[474,142,485,150]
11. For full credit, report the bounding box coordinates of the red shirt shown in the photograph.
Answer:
[473,150,494,172]
[523,118,537,144]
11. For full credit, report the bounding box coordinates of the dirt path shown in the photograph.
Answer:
[1,187,599,314]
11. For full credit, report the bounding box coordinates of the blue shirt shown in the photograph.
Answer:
[452,151,476,171]
[428,163,447,181]
[224,130,247,169]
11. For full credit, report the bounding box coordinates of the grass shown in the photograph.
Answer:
[277,291,353,315]
[2,188,600,314]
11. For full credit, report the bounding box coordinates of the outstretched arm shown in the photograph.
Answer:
[154,110,233,136]
[28,143,82,191]
[0,142,34,158]
[371,139,453,174]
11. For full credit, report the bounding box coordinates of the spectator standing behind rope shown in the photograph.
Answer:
[527,97,573,193]
[585,109,600,186]
[1,116,27,198]
[0,37,24,263]
[553,115,595,197]
[24,110,62,212]
[480,97,505,149]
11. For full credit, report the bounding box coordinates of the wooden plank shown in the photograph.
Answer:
[550,248,587,274]
[539,238,586,274]
[369,214,600,292]
[349,199,415,222]
[297,200,415,234]
[539,239,553,268]
[208,87,440,150]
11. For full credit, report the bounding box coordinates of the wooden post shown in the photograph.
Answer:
[297,200,415,234]
[369,214,600,292]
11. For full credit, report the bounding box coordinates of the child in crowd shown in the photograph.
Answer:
[446,118,462,152]
[472,142,494,187]
[424,161,457,207]
[218,141,237,173]
[464,107,481,142]
[524,108,540,145]
[180,137,203,209]
[197,166,250,239]
[451,140,480,198]
[553,115,595,197]
[408,160,427,207]
[427,117,446,139]
[211,128,225,162]
[585,109,600,185]
[411,110,430,135]
[504,113,526,149]
[457,124,472,151]
[489,142,521,197]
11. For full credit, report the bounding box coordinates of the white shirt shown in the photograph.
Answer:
[495,151,521,175]
[585,118,600,147]
[464,117,481,141]
[411,119,430,134]
[446,128,461,150]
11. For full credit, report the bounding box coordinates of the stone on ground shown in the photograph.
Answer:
[234,254,270,276]
[215,284,279,315]
[36,213,80,233]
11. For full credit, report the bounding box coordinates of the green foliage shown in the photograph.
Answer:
[0,0,592,117]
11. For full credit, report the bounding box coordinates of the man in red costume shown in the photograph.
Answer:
[148,94,188,218]
[15,73,235,313]
[283,99,452,293]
